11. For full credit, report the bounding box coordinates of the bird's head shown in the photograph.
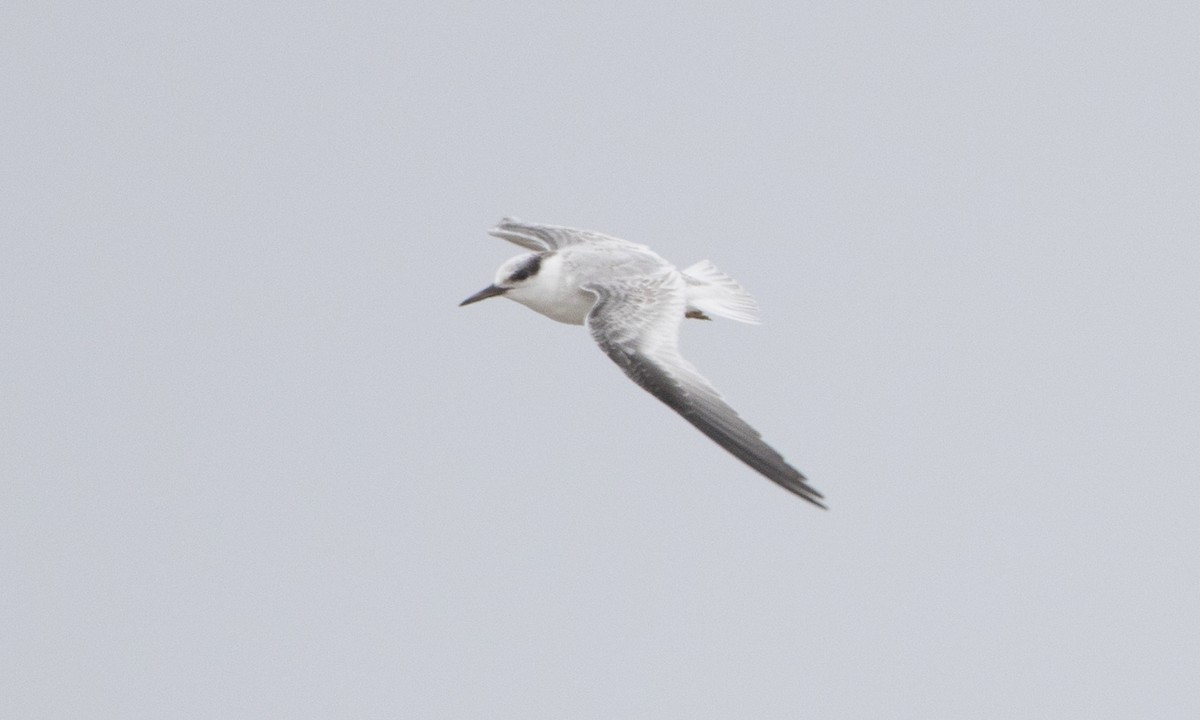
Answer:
[459,253,545,307]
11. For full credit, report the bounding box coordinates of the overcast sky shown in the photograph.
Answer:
[3,2,1199,717]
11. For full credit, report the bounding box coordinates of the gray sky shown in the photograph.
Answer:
[4,1,1199,717]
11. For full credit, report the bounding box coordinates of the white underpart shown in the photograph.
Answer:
[502,252,595,325]
[474,218,824,506]
[681,260,761,324]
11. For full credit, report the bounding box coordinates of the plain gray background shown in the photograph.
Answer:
[3,1,1198,717]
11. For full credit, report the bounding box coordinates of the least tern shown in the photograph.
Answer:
[460,218,824,508]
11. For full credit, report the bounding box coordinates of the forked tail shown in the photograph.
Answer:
[681,260,761,324]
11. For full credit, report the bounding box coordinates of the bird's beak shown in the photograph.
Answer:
[459,284,508,306]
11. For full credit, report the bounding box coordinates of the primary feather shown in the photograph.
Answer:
[463,219,824,507]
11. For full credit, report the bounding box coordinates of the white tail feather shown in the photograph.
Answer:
[681,260,761,324]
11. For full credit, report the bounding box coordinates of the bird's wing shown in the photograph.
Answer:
[489,218,632,252]
[584,272,825,507]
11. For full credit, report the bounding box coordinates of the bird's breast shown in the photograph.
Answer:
[509,284,594,325]
[507,253,595,325]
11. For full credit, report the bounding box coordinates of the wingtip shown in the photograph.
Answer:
[794,488,827,509]
[788,480,827,509]
[488,217,547,248]
[488,216,518,235]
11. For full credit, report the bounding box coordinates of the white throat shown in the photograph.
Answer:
[505,253,595,325]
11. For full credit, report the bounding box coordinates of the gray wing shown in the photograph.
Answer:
[489,218,637,252]
[585,273,825,508]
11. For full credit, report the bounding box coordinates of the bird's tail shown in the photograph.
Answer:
[680,260,761,324]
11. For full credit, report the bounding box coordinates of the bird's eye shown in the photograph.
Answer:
[508,255,542,283]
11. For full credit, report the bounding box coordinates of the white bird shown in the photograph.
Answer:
[460,218,825,508]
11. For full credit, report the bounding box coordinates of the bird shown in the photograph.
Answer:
[460,218,825,508]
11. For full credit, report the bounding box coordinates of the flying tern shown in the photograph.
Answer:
[460,218,825,508]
